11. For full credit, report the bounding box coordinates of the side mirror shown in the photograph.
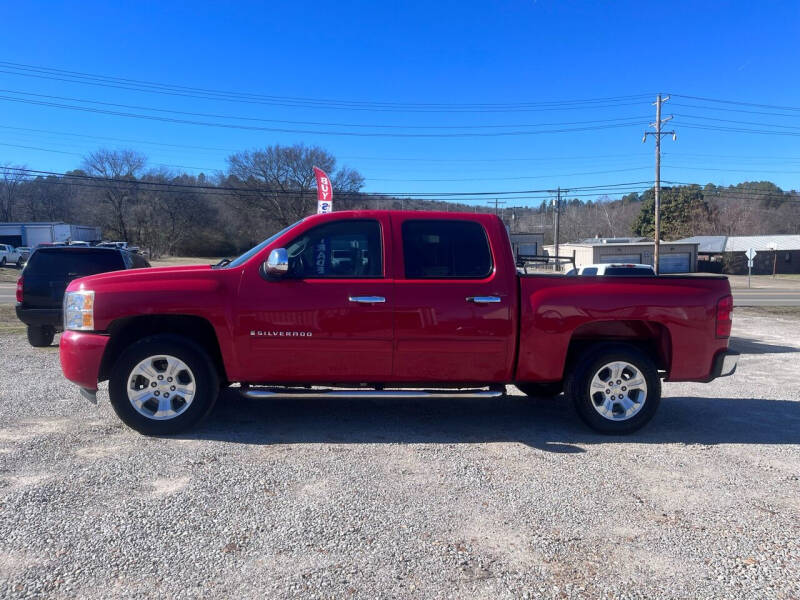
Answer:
[264,248,289,278]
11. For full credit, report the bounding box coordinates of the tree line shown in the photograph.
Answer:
[2,144,798,257]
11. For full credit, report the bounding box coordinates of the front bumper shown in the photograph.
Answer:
[59,330,109,392]
[709,350,739,380]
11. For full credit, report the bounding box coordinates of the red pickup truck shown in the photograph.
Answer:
[59,210,737,435]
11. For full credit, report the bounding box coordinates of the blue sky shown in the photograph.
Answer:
[1,0,799,207]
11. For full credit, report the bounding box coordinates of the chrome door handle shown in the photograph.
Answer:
[349,296,386,304]
[466,296,502,304]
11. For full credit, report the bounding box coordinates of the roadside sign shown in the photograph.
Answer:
[745,248,757,260]
[747,259,754,268]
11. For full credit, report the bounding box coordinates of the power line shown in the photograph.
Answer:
[0,61,653,112]
[677,123,800,137]
[1,166,657,198]
[675,113,800,131]
[0,123,660,164]
[366,166,652,182]
[0,88,653,131]
[671,93,800,113]
[0,94,651,138]
[670,102,800,119]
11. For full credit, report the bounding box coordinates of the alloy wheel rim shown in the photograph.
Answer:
[127,355,196,420]
[589,360,647,421]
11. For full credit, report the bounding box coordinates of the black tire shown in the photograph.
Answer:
[0,257,6,267]
[565,343,661,434]
[17,258,24,268]
[108,335,220,435]
[27,325,55,347]
[515,382,563,398]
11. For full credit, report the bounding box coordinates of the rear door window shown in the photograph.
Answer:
[402,220,493,279]
[26,250,124,278]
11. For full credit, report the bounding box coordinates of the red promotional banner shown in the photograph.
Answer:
[313,166,333,214]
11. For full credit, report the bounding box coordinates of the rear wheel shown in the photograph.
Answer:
[566,343,660,434]
[17,257,24,268]
[108,335,219,435]
[0,257,6,267]
[27,325,55,347]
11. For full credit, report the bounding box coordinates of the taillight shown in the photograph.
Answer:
[716,295,733,338]
[15,277,23,303]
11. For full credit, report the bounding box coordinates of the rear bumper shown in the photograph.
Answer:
[15,306,62,328]
[59,330,109,391]
[708,350,739,381]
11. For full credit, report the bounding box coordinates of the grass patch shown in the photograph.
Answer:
[150,256,222,268]
[0,267,23,283]
[0,305,25,334]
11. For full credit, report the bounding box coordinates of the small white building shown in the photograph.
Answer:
[545,237,699,273]
[0,222,102,247]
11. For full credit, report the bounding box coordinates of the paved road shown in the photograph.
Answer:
[0,283,16,304]
[732,288,800,307]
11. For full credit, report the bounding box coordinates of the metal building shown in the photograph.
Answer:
[675,235,800,275]
[0,222,102,247]
[545,237,699,273]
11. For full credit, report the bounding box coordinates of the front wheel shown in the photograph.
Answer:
[565,343,661,434]
[27,325,55,347]
[108,335,219,435]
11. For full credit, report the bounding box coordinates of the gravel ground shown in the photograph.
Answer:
[0,311,798,599]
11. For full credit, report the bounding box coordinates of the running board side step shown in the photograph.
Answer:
[240,388,505,400]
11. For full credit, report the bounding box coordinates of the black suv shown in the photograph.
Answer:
[15,246,150,346]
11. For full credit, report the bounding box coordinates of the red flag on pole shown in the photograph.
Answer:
[313,166,333,214]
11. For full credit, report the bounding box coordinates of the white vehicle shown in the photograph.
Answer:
[0,244,24,267]
[565,263,656,277]
[98,241,140,253]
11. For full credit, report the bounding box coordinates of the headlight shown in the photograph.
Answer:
[63,291,95,331]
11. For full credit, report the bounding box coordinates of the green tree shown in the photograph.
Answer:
[632,185,714,239]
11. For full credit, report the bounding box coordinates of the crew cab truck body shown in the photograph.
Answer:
[59,210,737,435]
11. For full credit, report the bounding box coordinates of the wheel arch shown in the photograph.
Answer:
[98,314,228,383]
[564,320,672,379]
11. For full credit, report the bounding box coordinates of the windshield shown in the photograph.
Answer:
[224,219,305,268]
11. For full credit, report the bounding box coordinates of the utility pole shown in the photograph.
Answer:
[643,94,676,275]
[554,187,561,261]
[492,198,506,215]
[548,187,567,269]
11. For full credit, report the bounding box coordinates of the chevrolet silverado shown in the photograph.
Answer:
[58,211,738,435]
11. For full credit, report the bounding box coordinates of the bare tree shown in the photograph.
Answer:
[0,164,29,222]
[82,149,146,241]
[226,144,364,228]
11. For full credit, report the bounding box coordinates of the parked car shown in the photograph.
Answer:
[0,244,25,267]
[15,246,32,266]
[98,241,140,253]
[58,210,737,436]
[565,263,656,276]
[16,246,150,347]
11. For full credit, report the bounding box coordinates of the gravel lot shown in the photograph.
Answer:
[0,310,798,599]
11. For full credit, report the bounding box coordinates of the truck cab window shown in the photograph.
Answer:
[402,220,493,279]
[285,220,382,279]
